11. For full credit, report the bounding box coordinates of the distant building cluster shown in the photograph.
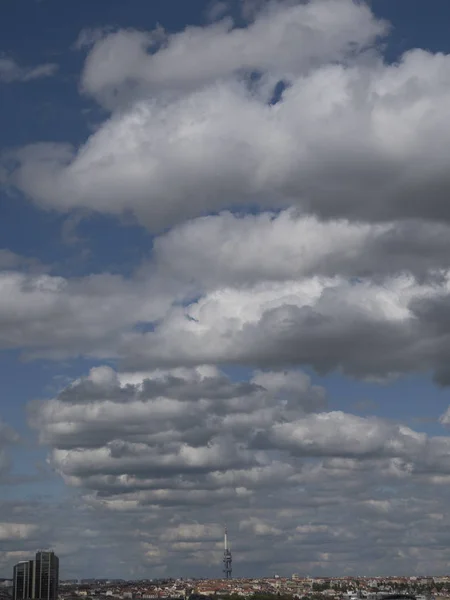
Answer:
[12,551,59,600]
[44,575,450,600]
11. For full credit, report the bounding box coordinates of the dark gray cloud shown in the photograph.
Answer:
[3,209,450,385]
[118,276,449,382]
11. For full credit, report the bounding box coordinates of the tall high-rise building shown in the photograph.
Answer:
[12,551,59,600]
[33,551,59,600]
[13,561,33,600]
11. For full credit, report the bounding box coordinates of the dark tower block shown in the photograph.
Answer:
[13,561,34,600]
[33,551,59,600]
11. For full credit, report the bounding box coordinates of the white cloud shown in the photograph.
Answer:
[30,366,450,499]
[80,0,385,107]
[2,244,450,381]
[2,212,450,381]
[239,517,282,536]
[29,365,322,490]
[0,57,57,83]
[119,274,439,378]
[161,523,222,542]
[0,269,174,359]
[152,210,450,284]
[1,0,386,227]
[0,523,39,541]
[7,28,450,230]
[264,412,426,459]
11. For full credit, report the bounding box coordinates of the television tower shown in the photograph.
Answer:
[223,527,232,579]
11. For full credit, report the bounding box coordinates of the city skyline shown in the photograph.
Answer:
[3,0,450,580]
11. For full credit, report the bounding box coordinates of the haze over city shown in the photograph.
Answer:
[3,0,450,581]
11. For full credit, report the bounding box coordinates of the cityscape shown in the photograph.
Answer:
[4,538,450,600]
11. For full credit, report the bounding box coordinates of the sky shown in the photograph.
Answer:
[4,0,450,582]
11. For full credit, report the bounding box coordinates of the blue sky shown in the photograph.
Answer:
[3,0,450,581]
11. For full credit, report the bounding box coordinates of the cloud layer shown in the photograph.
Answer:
[22,366,450,577]
[4,211,450,382]
[4,0,450,580]
[6,17,450,229]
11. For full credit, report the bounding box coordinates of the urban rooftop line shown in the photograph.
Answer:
[3,573,450,600]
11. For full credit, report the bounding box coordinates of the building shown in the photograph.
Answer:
[13,561,34,600]
[12,551,59,600]
[34,551,59,600]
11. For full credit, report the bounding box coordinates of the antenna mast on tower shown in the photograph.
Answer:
[223,527,232,579]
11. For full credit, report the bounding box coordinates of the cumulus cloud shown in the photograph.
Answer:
[256,412,428,461]
[3,230,450,381]
[0,0,387,227]
[7,41,450,229]
[152,211,450,284]
[30,366,450,499]
[79,0,386,107]
[0,57,57,83]
[29,365,326,466]
[119,273,450,382]
[24,366,450,576]
[4,0,450,236]
[0,269,176,359]
[3,206,450,384]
